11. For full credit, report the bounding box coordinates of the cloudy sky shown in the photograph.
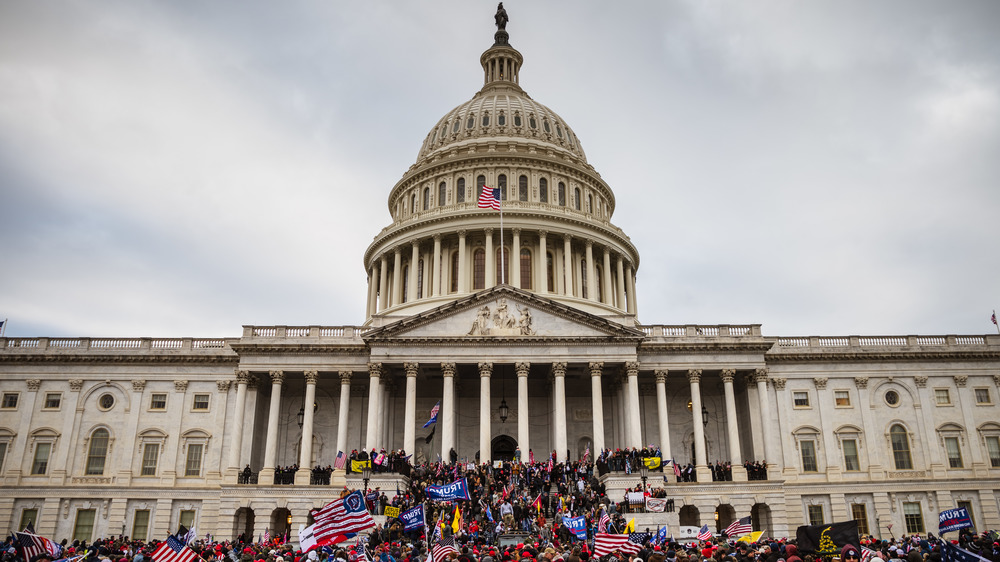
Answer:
[1,1,998,339]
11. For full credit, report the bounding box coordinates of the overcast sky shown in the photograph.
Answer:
[1,1,998,339]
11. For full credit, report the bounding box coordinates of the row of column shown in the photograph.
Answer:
[365,230,638,317]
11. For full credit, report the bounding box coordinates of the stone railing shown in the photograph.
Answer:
[242,326,370,340]
[2,337,237,352]
[639,325,762,338]
[775,335,996,348]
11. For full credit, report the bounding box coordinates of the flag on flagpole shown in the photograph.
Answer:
[624,518,636,534]
[15,532,53,561]
[335,451,347,470]
[423,402,440,428]
[151,536,200,562]
[697,524,713,540]
[298,524,318,553]
[451,506,462,534]
[262,529,270,545]
[672,459,681,479]
[992,310,997,326]
[598,509,610,533]
[725,516,752,537]
[531,494,542,512]
[737,530,765,544]
[353,535,369,562]
[431,537,458,562]
[311,491,375,545]
[594,534,631,556]
[477,186,501,211]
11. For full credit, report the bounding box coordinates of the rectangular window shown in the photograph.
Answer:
[150,394,167,410]
[834,391,851,407]
[20,509,39,532]
[185,444,203,476]
[851,504,869,535]
[807,505,824,526]
[945,437,963,468]
[44,393,62,409]
[32,442,51,475]
[800,440,818,472]
[843,439,860,471]
[935,389,951,405]
[192,394,210,411]
[179,510,196,530]
[974,388,991,404]
[132,510,151,541]
[0,442,7,473]
[1,393,18,409]
[73,509,96,542]
[902,502,924,534]
[141,443,159,476]
[793,392,810,407]
[987,436,1000,467]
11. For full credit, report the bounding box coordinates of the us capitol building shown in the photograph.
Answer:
[2,8,999,544]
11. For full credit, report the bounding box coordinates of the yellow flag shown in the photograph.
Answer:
[452,506,462,533]
[351,460,371,472]
[643,457,662,469]
[624,518,636,534]
[737,531,764,544]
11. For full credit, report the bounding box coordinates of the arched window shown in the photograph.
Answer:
[473,249,486,290]
[574,188,582,210]
[546,252,555,291]
[498,112,506,126]
[496,247,510,285]
[587,194,593,213]
[467,114,475,129]
[401,265,409,303]
[450,251,459,293]
[498,174,507,201]
[518,175,528,201]
[439,182,447,207]
[477,175,487,195]
[417,259,424,298]
[580,260,588,299]
[558,182,566,206]
[890,424,913,470]
[410,193,416,214]
[456,178,466,203]
[520,248,532,289]
[539,178,548,203]
[423,187,430,210]
[482,112,490,127]
[86,428,110,475]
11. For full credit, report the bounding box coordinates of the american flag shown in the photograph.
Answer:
[861,547,878,562]
[625,533,651,554]
[423,402,440,428]
[151,536,200,562]
[431,536,458,562]
[725,516,752,537]
[598,509,610,533]
[697,524,713,540]
[594,534,632,556]
[311,491,375,544]
[15,532,53,561]
[262,529,270,545]
[335,451,347,470]
[352,535,369,562]
[477,187,501,211]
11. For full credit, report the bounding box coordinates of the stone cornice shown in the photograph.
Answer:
[765,349,1000,363]
[229,343,367,356]
[0,353,237,365]
[638,341,775,354]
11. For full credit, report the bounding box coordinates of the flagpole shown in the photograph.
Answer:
[499,192,505,285]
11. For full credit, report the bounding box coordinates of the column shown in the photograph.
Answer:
[432,234,442,297]
[441,362,456,461]
[912,376,942,477]
[409,242,420,302]
[590,362,606,454]
[511,229,521,288]
[563,235,573,296]
[457,230,468,292]
[392,246,403,306]
[335,371,352,460]
[227,370,250,477]
[379,255,389,310]
[553,362,568,461]
[754,368,775,473]
[516,362,531,456]
[602,247,613,305]
[295,370,319,485]
[403,363,418,458]
[260,370,285,483]
[688,369,710,480]
[479,362,492,464]
[626,362,642,448]
[365,363,381,450]
[654,370,671,461]
[537,231,548,294]
[366,267,377,318]
[485,228,495,288]
[626,264,637,314]
[616,257,627,310]
[585,241,597,301]
[721,369,748,481]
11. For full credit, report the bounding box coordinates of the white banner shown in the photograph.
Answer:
[645,497,668,512]
[627,491,645,505]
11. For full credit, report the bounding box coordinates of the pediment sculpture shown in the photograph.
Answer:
[468,297,535,336]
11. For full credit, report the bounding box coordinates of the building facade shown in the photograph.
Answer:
[2,13,1000,545]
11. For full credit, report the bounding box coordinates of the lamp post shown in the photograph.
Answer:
[639,463,648,491]
[498,365,509,423]
[361,463,372,494]
[297,402,318,428]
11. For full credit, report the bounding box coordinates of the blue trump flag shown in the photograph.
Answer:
[942,541,990,562]
[564,516,587,540]
[939,507,974,534]
[422,402,440,428]
[426,478,471,501]
[400,505,425,532]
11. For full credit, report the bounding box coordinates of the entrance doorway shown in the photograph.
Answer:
[492,435,517,461]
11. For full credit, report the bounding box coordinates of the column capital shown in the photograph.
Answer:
[625,361,639,377]
[269,370,285,385]
[457,229,467,237]
[538,230,547,239]
[720,369,736,383]
[304,370,320,385]
[368,362,382,378]
[813,376,828,390]
[654,369,668,383]
[404,363,419,377]
[478,362,493,378]
[753,367,769,383]
[339,370,353,384]
[953,375,968,388]
[235,370,251,385]
[771,377,787,391]
[913,375,927,388]
[247,375,259,389]
[217,380,232,393]
[512,227,521,236]
[441,362,457,377]
[854,376,870,389]
[589,362,604,377]
[433,233,442,242]
[686,369,702,384]
[484,227,494,236]
[515,362,530,377]
[394,245,403,255]
[564,234,573,243]
[551,362,567,377]
[585,239,593,248]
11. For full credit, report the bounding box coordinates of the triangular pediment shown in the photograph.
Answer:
[363,286,645,343]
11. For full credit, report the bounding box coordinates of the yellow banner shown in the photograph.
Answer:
[737,531,764,544]
[383,506,400,519]
[351,460,371,472]
[642,457,662,469]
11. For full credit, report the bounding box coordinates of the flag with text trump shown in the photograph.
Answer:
[311,491,375,545]
[425,478,471,501]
